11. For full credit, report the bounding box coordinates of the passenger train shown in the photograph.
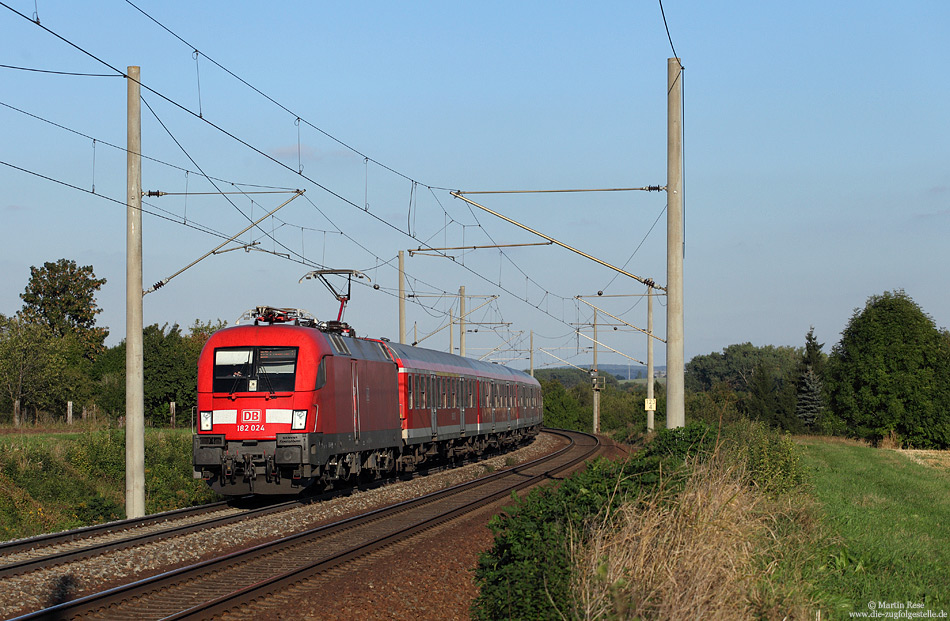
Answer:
[193,306,542,495]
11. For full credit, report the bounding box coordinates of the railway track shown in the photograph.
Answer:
[0,439,539,582]
[0,498,298,580]
[14,429,600,620]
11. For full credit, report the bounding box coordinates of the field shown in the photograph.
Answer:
[796,437,950,615]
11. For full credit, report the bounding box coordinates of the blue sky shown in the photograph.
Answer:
[1,1,948,369]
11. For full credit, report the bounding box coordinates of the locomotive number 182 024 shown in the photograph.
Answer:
[237,424,266,432]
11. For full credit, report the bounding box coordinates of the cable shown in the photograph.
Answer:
[0,63,118,77]
[117,2,588,328]
[0,158,246,242]
[1,2,622,338]
[658,0,683,68]
[599,204,667,293]
[123,0,454,192]
[0,99,293,191]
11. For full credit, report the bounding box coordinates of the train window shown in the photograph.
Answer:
[213,348,253,393]
[213,347,297,393]
[419,374,426,408]
[315,357,327,390]
[407,374,414,409]
[257,347,297,392]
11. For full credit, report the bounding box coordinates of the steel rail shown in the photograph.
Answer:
[16,430,598,620]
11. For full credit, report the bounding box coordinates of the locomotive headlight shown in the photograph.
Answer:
[291,409,308,430]
[199,411,213,431]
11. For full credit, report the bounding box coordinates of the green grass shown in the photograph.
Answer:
[797,438,950,615]
[0,426,219,541]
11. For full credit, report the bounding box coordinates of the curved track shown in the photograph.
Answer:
[0,499,293,580]
[0,437,542,581]
[15,430,600,620]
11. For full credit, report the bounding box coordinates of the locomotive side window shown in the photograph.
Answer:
[315,357,327,390]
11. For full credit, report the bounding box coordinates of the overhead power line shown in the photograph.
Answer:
[451,192,664,291]
[1,2,649,337]
[0,63,118,77]
[456,186,665,195]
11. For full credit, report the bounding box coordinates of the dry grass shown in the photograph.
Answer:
[893,448,950,471]
[793,434,870,447]
[570,456,775,620]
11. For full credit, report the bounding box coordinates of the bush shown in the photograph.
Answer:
[721,419,807,495]
[643,421,715,460]
[145,431,219,513]
[471,419,809,618]
[472,452,684,619]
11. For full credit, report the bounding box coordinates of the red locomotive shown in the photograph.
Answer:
[193,306,542,495]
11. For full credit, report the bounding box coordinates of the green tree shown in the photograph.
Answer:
[90,342,126,417]
[89,319,223,422]
[827,290,950,448]
[741,361,799,431]
[795,327,826,429]
[143,323,194,425]
[795,367,824,429]
[0,315,67,424]
[18,259,108,360]
[541,379,587,431]
[685,342,800,392]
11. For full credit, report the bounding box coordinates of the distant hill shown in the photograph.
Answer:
[556,364,666,380]
[533,367,619,390]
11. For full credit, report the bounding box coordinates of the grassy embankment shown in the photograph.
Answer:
[472,424,950,619]
[796,437,950,613]
[0,424,220,542]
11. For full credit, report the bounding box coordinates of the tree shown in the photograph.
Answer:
[827,290,950,448]
[742,361,798,431]
[541,379,587,431]
[143,323,194,424]
[795,367,824,429]
[0,315,66,424]
[795,327,826,429]
[685,343,800,393]
[19,259,108,360]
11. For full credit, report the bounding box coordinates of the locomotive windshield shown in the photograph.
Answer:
[213,346,298,393]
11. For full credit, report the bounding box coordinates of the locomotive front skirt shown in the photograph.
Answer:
[193,320,542,495]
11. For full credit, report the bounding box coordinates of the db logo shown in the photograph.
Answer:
[241,410,262,423]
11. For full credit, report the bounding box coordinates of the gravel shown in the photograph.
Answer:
[0,433,565,620]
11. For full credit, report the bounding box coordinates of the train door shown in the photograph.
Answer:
[351,360,360,441]
[430,374,437,438]
[459,377,466,435]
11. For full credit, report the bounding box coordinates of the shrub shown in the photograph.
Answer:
[643,421,715,460]
[720,419,807,495]
[471,453,684,619]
